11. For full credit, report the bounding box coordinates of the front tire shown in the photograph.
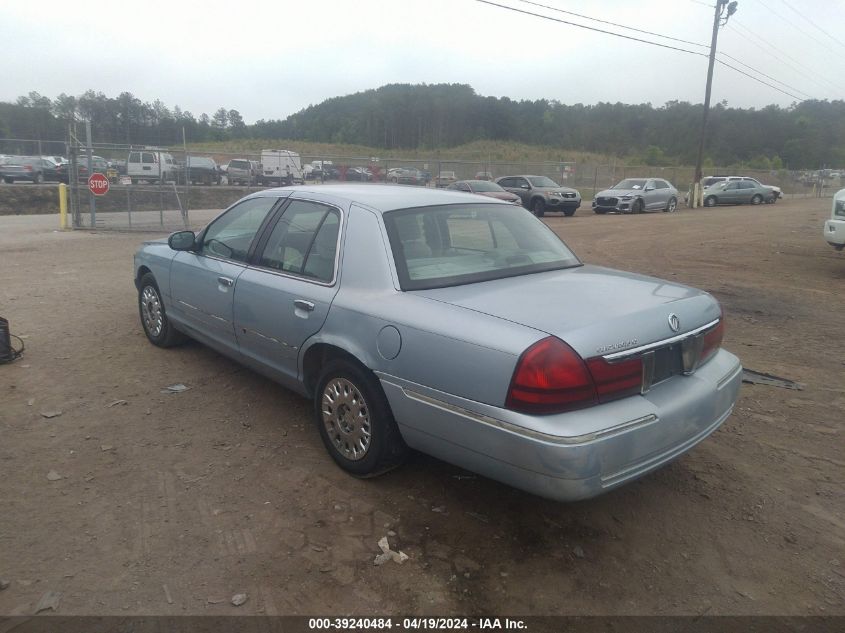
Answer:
[33,173,43,184]
[751,194,763,205]
[531,198,546,217]
[633,198,645,214]
[138,273,186,348]
[314,359,408,477]
[563,208,576,217]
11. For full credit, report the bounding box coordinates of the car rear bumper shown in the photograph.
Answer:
[825,218,845,249]
[378,349,741,501]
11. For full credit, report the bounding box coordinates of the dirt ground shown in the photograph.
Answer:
[0,197,843,617]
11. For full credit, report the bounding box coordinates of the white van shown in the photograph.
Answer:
[824,188,845,251]
[127,149,177,184]
[259,149,303,186]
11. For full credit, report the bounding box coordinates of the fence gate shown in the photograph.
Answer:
[68,141,190,231]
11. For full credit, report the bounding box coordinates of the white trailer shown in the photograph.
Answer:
[259,149,303,186]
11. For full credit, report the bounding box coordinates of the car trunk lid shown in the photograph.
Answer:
[413,264,720,359]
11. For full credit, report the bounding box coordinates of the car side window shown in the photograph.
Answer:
[258,200,340,283]
[200,197,278,263]
[655,180,669,189]
[498,178,512,188]
[129,152,140,163]
[457,182,471,192]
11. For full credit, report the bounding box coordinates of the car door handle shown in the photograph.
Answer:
[294,299,315,312]
[217,276,234,287]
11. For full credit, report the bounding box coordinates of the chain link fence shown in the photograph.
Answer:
[3,136,842,230]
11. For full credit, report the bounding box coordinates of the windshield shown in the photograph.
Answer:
[528,176,559,188]
[469,181,504,192]
[612,179,647,190]
[384,203,581,290]
[189,157,214,167]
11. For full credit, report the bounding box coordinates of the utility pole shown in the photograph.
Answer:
[692,0,737,207]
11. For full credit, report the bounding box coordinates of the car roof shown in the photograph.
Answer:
[247,183,509,213]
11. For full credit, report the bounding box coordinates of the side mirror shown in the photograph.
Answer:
[520,184,530,189]
[168,230,196,251]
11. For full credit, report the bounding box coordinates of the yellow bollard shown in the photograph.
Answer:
[59,183,68,229]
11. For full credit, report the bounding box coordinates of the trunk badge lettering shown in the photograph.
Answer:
[596,339,638,354]
[668,313,681,333]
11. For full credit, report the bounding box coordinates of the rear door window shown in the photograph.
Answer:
[141,153,155,164]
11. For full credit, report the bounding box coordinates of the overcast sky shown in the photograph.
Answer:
[3,0,844,123]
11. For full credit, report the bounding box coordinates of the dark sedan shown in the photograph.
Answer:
[185,156,222,185]
[448,180,522,205]
[1,157,62,184]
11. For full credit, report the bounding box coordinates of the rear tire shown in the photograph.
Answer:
[314,359,408,477]
[704,196,717,207]
[138,273,187,348]
[531,198,546,217]
[563,208,576,217]
[33,173,43,184]
[664,197,677,213]
[594,209,607,214]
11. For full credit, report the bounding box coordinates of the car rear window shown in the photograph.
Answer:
[230,160,249,168]
[383,204,581,290]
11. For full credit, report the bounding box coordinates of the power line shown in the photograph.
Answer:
[715,59,805,101]
[772,0,845,54]
[716,52,814,99]
[513,0,709,49]
[688,0,714,7]
[746,0,842,58]
[471,0,710,57]
[474,0,810,102]
[727,21,845,94]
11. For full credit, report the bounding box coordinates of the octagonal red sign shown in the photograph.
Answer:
[88,173,110,196]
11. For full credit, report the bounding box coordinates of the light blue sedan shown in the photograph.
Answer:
[134,185,742,501]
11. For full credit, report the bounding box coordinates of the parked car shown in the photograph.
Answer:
[397,169,428,186]
[436,171,457,188]
[824,188,845,251]
[707,176,781,202]
[55,155,109,183]
[127,150,178,184]
[344,167,372,182]
[135,185,740,501]
[593,178,679,214]
[703,179,775,207]
[226,159,261,186]
[1,156,62,184]
[185,156,222,185]
[448,180,522,205]
[475,171,494,181]
[496,175,581,217]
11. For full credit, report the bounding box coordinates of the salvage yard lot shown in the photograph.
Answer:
[0,197,843,616]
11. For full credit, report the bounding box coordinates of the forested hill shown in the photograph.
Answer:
[2,84,843,168]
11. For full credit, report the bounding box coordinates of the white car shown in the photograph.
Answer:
[824,188,845,251]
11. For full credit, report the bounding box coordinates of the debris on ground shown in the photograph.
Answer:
[373,536,409,566]
[40,410,62,419]
[0,579,10,590]
[34,590,62,613]
[431,505,446,513]
[161,384,190,394]
[742,369,805,390]
[231,593,248,606]
[46,470,63,481]
[162,584,173,605]
[466,512,490,523]
[100,445,114,452]
[27,399,34,406]
[573,545,586,559]
[107,400,127,407]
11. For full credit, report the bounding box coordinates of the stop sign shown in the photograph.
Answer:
[88,173,110,196]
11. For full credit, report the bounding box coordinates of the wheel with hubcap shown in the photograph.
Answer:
[751,194,763,205]
[138,273,187,348]
[33,173,43,184]
[664,197,678,213]
[531,198,546,217]
[314,359,408,477]
[704,196,717,207]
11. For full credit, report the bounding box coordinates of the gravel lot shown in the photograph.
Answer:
[0,197,843,617]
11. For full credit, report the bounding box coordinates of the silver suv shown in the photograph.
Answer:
[227,159,261,186]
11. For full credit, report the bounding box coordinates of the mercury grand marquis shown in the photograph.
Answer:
[134,184,742,501]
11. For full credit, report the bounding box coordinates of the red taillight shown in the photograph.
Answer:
[506,337,598,414]
[586,356,643,403]
[24,165,33,171]
[701,317,724,364]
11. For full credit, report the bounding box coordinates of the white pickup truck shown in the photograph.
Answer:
[824,188,845,251]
